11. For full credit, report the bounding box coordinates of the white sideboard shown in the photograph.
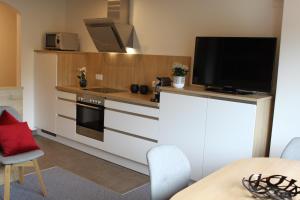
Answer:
[159,91,272,180]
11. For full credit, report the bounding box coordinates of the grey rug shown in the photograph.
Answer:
[0,167,150,200]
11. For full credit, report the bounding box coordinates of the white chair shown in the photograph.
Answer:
[281,137,300,160]
[147,145,191,200]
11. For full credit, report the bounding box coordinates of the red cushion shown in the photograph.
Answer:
[0,110,19,125]
[0,122,39,156]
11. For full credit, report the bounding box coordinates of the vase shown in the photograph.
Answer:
[79,78,87,88]
[173,76,185,89]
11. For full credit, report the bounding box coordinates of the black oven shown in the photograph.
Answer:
[76,94,104,141]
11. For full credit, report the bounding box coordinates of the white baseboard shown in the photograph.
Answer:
[36,130,149,175]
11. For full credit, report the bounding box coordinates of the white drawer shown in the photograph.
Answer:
[56,99,76,118]
[57,91,76,101]
[104,109,159,140]
[56,115,76,140]
[105,100,159,118]
[103,129,157,164]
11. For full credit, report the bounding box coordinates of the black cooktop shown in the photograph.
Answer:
[85,88,123,93]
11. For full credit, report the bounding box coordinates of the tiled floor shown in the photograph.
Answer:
[30,135,149,194]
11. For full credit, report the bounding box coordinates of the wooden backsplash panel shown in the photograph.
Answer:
[100,53,137,89]
[86,53,103,86]
[133,55,191,87]
[57,53,87,86]
[57,52,191,90]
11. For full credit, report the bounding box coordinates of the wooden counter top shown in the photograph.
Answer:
[56,86,159,108]
[160,86,272,104]
[171,158,300,200]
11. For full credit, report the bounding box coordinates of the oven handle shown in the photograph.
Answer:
[76,102,101,110]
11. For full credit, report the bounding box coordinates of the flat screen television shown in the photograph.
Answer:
[192,37,277,93]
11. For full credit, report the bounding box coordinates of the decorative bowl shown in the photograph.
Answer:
[242,174,300,200]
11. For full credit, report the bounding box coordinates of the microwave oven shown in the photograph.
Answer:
[45,32,80,51]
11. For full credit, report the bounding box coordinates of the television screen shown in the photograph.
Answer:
[192,37,277,92]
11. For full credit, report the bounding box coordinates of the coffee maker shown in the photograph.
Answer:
[151,77,172,102]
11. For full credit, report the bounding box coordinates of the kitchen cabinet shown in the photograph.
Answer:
[159,91,272,180]
[34,53,57,133]
[55,91,106,149]
[104,100,159,118]
[56,115,76,140]
[56,91,76,117]
[55,91,76,140]
[53,95,159,165]
[104,100,159,164]
[104,129,157,164]
[105,109,159,140]
[202,98,256,176]
[159,92,207,180]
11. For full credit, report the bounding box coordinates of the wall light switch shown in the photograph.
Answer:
[96,74,103,80]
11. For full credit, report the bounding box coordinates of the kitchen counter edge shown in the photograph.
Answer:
[160,86,273,104]
[56,86,159,108]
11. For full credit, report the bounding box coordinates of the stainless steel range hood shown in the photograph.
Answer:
[84,0,134,53]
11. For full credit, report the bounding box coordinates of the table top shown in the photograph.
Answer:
[171,158,300,200]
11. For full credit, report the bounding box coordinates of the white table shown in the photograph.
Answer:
[171,158,300,200]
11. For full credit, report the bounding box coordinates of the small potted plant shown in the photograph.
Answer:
[77,67,87,88]
[172,63,188,89]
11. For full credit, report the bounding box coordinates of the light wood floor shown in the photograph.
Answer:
[25,135,149,194]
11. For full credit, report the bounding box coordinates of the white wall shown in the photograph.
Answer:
[65,0,283,56]
[66,0,106,52]
[1,0,66,128]
[131,0,283,56]
[270,0,300,156]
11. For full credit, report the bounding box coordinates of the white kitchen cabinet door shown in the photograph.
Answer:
[103,129,157,164]
[159,92,208,180]
[57,91,76,101]
[34,53,57,133]
[104,109,159,140]
[203,99,256,177]
[105,100,159,118]
[56,115,76,140]
[56,99,76,119]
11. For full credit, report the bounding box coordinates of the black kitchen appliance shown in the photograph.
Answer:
[192,37,277,93]
[139,85,149,95]
[76,94,104,141]
[151,77,172,102]
[130,84,139,93]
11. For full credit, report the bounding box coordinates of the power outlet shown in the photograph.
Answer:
[96,74,103,81]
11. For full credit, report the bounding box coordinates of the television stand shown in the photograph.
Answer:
[205,87,254,95]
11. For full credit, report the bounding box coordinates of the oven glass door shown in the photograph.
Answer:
[76,103,104,132]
